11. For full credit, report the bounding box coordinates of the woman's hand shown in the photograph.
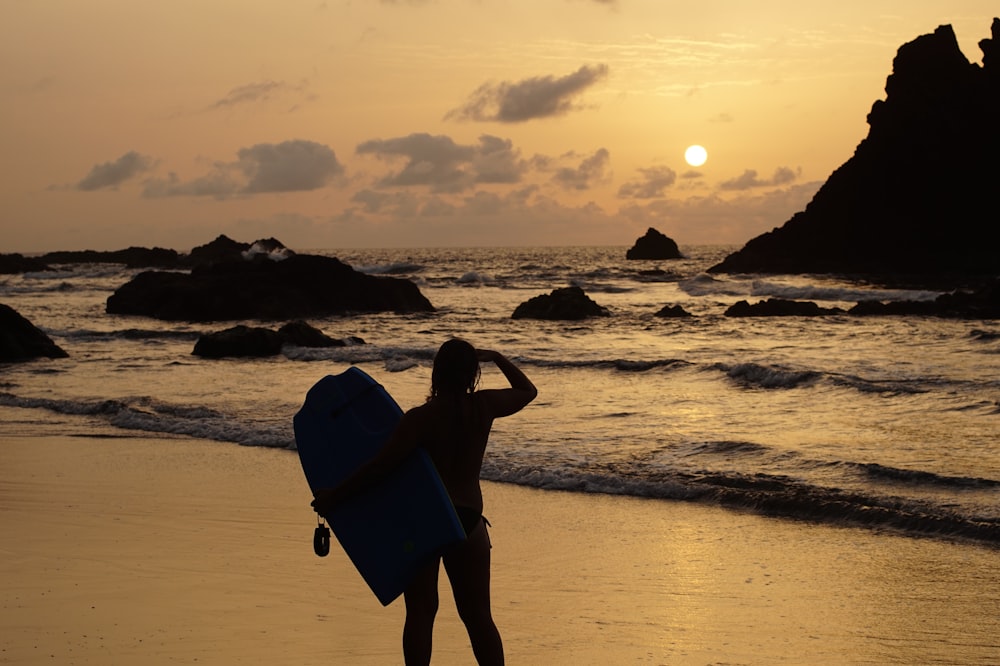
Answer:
[311,488,339,518]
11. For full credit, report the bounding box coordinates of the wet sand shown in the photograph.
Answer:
[1,435,998,665]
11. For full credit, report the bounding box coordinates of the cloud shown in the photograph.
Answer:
[355,133,527,192]
[445,64,609,123]
[207,79,314,112]
[618,165,678,199]
[552,148,611,190]
[238,141,343,193]
[76,151,154,191]
[143,140,343,198]
[719,166,799,191]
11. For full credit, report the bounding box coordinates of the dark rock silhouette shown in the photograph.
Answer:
[654,304,692,318]
[0,254,51,274]
[183,235,252,266]
[38,247,180,268]
[848,279,999,318]
[183,235,294,266]
[0,304,68,361]
[512,286,610,320]
[106,253,435,322]
[725,299,845,317]
[626,228,682,260]
[710,19,1000,280]
[2,235,289,273]
[192,325,284,358]
[192,321,367,358]
[277,320,364,347]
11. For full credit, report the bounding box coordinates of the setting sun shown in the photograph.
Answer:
[685,145,708,167]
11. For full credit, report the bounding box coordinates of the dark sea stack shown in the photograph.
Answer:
[512,286,610,320]
[710,19,1000,279]
[626,228,682,260]
[192,325,284,358]
[0,304,69,361]
[106,253,434,322]
[0,253,51,274]
[725,299,845,317]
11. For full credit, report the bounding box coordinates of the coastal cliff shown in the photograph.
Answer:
[710,19,1000,280]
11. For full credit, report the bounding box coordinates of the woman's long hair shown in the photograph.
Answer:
[429,338,480,400]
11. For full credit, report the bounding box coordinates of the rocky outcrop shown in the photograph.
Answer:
[710,19,1000,280]
[3,235,290,272]
[848,280,999,318]
[106,254,435,322]
[654,304,692,318]
[39,246,180,268]
[277,320,364,347]
[0,254,51,274]
[0,304,68,361]
[192,325,284,358]
[512,286,610,320]
[626,228,682,260]
[725,299,845,317]
[183,235,294,266]
[192,321,366,358]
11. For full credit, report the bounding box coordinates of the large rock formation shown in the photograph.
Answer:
[626,228,682,260]
[106,253,435,322]
[710,19,1000,279]
[0,304,68,361]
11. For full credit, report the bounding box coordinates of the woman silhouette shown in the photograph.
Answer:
[312,339,537,665]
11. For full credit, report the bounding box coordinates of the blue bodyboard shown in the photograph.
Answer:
[293,367,465,605]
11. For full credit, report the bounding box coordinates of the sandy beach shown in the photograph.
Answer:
[2,433,998,665]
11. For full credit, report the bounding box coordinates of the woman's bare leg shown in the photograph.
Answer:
[443,522,504,665]
[403,558,440,666]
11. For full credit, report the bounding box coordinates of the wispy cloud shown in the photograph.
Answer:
[207,79,314,112]
[446,64,609,123]
[618,165,678,199]
[720,166,799,190]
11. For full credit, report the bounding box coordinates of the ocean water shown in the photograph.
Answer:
[2,245,998,546]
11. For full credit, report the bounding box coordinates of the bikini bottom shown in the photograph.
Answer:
[454,505,490,536]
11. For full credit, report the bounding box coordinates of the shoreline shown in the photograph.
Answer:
[2,434,999,664]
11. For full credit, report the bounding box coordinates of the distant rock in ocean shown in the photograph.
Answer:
[38,247,180,268]
[0,253,51,274]
[626,228,682,260]
[512,286,610,320]
[0,304,68,361]
[192,320,366,358]
[710,18,1000,280]
[725,299,845,317]
[107,252,435,322]
[1,235,291,272]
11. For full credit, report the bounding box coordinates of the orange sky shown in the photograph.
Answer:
[2,1,997,252]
